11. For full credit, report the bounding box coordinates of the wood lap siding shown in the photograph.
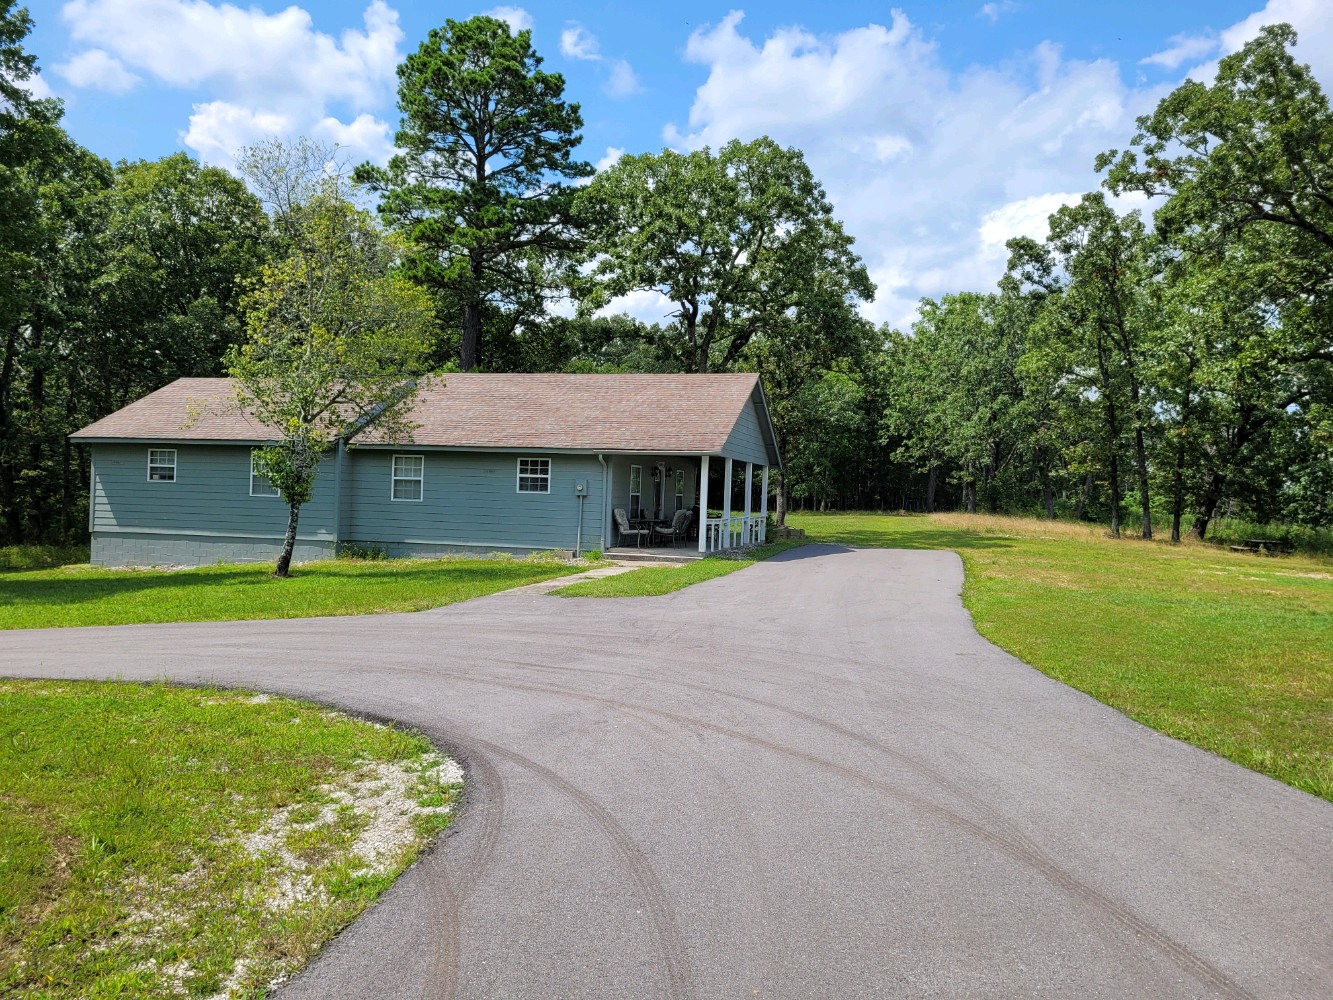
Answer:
[342,450,607,552]
[722,401,771,467]
[91,444,337,539]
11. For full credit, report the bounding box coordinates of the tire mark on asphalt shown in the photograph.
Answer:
[419,666,1256,1000]
[469,738,699,1000]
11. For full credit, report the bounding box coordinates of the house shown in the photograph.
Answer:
[70,373,782,567]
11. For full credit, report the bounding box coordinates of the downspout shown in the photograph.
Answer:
[597,453,610,551]
[331,437,346,555]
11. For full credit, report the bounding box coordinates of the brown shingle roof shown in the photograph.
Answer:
[71,374,770,456]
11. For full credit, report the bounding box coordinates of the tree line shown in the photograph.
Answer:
[2,3,1328,546]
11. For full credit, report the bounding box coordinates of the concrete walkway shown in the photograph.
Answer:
[2,545,1329,999]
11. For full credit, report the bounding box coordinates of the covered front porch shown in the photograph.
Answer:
[605,453,772,555]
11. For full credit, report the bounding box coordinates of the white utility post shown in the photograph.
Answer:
[760,465,770,542]
[698,455,710,553]
[744,462,753,544]
[722,457,733,549]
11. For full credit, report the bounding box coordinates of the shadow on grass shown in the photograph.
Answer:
[0,560,565,609]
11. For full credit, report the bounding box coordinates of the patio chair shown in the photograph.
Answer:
[614,507,650,548]
[652,509,691,547]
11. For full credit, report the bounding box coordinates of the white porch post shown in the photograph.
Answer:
[722,457,734,549]
[744,462,753,545]
[698,455,710,553]
[760,465,770,542]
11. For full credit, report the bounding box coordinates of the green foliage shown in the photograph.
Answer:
[229,193,436,575]
[0,543,88,570]
[337,541,388,561]
[357,16,591,370]
[578,137,874,373]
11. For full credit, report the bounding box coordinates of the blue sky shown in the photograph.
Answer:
[20,0,1333,327]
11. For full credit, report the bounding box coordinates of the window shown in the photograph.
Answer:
[147,449,176,482]
[628,464,642,517]
[250,450,279,497]
[675,469,685,513]
[392,454,424,501]
[517,457,551,493]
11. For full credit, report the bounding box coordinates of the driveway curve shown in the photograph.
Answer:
[2,545,1330,999]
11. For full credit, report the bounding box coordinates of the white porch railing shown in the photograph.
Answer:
[701,514,767,553]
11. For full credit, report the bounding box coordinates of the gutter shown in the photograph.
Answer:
[598,453,611,551]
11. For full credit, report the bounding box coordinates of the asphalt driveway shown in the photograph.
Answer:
[2,545,1330,999]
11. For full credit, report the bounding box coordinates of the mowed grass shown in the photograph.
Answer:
[553,540,806,597]
[1,556,587,630]
[0,680,460,998]
[790,511,1333,801]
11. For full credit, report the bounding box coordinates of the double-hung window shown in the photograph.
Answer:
[392,454,424,501]
[147,449,176,482]
[628,464,642,517]
[250,450,280,497]
[517,457,550,493]
[675,469,685,513]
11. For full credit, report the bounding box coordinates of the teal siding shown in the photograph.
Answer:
[723,399,772,467]
[342,449,607,553]
[91,443,336,539]
[608,456,697,523]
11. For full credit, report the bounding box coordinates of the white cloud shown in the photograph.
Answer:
[871,134,912,161]
[595,146,626,172]
[667,10,1161,328]
[978,192,1081,257]
[483,6,533,34]
[560,23,640,99]
[59,0,402,167]
[180,101,294,166]
[1141,33,1217,69]
[598,288,677,326]
[55,48,140,93]
[561,25,601,61]
[978,2,1017,23]
[19,70,56,100]
[1217,0,1333,81]
[605,58,641,98]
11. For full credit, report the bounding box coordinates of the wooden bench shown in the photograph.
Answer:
[1230,539,1293,555]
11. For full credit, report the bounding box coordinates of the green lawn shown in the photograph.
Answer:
[1,556,587,630]
[0,680,460,998]
[553,540,805,597]
[790,511,1333,802]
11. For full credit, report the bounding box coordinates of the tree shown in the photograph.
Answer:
[578,138,874,373]
[1007,194,1159,538]
[356,15,590,371]
[228,195,436,577]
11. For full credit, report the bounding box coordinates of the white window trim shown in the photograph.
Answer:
[249,449,280,497]
[147,448,176,483]
[675,469,685,511]
[391,453,425,502]
[629,464,642,516]
[516,457,551,494]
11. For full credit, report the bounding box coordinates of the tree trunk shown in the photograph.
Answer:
[774,468,787,526]
[925,454,938,513]
[1108,448,1122,538]
[274,500,302,578]
[1039,464,1056,520]
[460,251,485,371]
[1190,475,1224,542]
[1074,470,1093,521]
[964,481,977,514]
[1133,425,1152,540]
[460,300,480,372]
